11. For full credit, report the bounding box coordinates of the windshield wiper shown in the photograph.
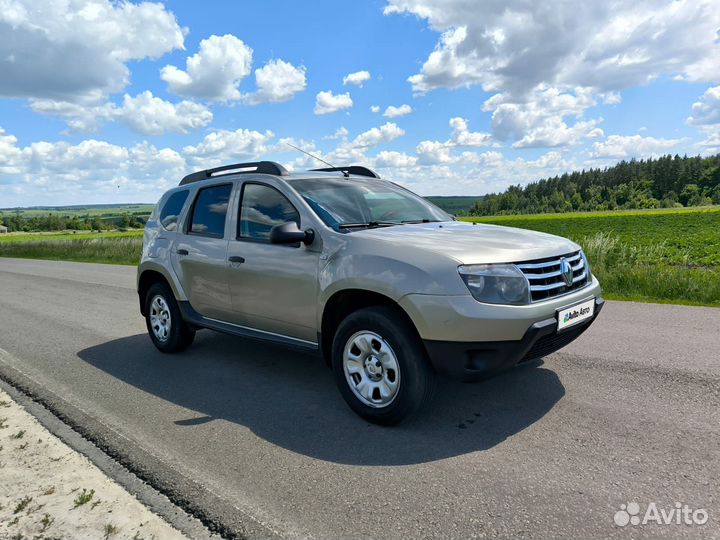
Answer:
[401,219,440,224]
[338,221,402,229]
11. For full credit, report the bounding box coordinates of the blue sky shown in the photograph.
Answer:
[0,0,719,206]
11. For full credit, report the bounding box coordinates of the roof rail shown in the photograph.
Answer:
[179,161,288,185]
[310,166,381,179]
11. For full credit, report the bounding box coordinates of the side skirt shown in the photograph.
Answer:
[177,301,319,352]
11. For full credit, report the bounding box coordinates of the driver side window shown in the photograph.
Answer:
[238,183,300,242]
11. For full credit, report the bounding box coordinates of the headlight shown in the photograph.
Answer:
[458,264,530,305]
[580,250,592,279]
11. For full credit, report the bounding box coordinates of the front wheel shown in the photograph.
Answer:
[145,282,195,353]
[331,306,435,425]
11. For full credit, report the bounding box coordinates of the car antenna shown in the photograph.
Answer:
[285,142,349,177]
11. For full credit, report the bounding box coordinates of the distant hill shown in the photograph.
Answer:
[0,204,154,218]
[470,154,720,216]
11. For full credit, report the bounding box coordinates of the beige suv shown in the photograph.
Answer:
[138,161,603,424]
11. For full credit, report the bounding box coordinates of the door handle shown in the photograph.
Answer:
[176,248,189,256]
[228,256,245,264]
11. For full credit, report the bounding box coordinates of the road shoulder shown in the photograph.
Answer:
[0,381,216,540]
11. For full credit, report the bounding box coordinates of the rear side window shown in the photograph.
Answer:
[238,183,300,241]
[188,184,232,238]
[159,190,189,231]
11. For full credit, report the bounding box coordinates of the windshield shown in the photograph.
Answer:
[288,177,451,231]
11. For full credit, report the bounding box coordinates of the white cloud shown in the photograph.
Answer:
[414,117,493,165]
[29,91,213,136]
[370,149,581,196]
[374,151,417,168]
[385,0,720,149]
[416,140,453,165]
[118,92,213,135]
[28,98,115,133]
[343,71,371,87]
[512,118,603,149]
[0,127,23,174]
[351,122,405,148]
[696,126,720,154]
[246,59,307,104]
[386,0,720,95]
[590,134,683,158]
[370,105,381,113]
[161,34,253,102]
[323,127,349,140]
[314,91,353,115]
[688,86,720,126]
[449,117,492,147]
[0,127,189,205]
[0,0,184,102]
[482,86,602,147]
[383,104,413,118]
[183,128,275,167]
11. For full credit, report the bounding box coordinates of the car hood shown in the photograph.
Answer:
[351,221,580,264]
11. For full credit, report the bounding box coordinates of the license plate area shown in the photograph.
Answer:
[557,297,595,332]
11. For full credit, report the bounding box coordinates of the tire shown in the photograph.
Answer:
[144,282,195,353]
[331,306,435,425]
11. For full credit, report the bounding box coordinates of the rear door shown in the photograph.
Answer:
[171,182,234,320]
[225,181,320,343]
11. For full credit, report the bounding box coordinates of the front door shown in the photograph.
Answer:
[225,182,319,343]
[170,183,233,320]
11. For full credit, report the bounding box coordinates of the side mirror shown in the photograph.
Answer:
[269,221,315,246]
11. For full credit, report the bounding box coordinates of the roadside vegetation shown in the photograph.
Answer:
[0,233,142,265]
[465,207,720,306]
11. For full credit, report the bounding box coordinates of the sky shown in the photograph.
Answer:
[0,0,719,207]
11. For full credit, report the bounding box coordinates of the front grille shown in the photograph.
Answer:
[521,322,591,362]
[516,250,589,302]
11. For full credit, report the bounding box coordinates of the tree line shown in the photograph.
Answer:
[469,154,720,216]
[1,212,147,232]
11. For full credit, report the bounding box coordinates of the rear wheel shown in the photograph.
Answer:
[145,282,195,353]
[331,306,435,425]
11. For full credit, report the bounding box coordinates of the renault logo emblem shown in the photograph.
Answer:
[560,257,573,286]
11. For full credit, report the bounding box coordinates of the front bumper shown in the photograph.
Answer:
[423,296,604,381]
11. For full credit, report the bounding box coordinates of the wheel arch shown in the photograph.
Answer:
[319,289,421,366]
[138,269,173,316]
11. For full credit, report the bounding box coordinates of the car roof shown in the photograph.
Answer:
[178,161,381,188]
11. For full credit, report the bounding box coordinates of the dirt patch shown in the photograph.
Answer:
[0,388,188,540]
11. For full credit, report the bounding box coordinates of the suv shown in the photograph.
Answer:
[138,161,603,424]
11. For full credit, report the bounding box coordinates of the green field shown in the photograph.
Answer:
[0,231,143,265]
[464,206,720,306]
[1,207,718,306]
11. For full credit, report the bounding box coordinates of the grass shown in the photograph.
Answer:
[0,230,142,243]
[0,235,142,265]
[103,523,119,540]
[72,488,95,508]
[40,513,54,533]
[463,207,720,306]
[13,496,32,514]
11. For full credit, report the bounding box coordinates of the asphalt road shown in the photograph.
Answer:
[0,257,718,539]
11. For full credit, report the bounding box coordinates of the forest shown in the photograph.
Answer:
[469,154,720,216]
